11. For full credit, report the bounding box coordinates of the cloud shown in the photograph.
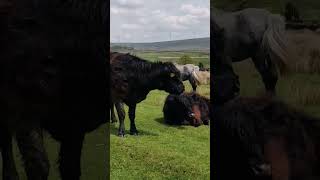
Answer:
[121,23,142,30]
[111,0,210,42]
[111,0,143,8]
[181,4,210,18]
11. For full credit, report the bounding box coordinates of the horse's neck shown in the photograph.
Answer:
[212,6,227,17]
[211,7,228,29]
[136,67,162,90]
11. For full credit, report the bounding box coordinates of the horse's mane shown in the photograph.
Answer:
[111,52,179,79]
[10,0,108,30]
[46,0,108,24]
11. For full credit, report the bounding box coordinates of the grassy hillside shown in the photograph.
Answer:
[212,0,320,20]
[110,50,210,69]
[111,38,210,52]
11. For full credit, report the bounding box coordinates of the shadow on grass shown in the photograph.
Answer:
[109,123,159,137]
[154,117,186,129]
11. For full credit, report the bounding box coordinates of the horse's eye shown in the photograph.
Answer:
[170,73,175,78]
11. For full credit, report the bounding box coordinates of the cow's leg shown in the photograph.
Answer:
[115,102,126,137]
[1,130,19,180]
[128,104,138,135]
[58,134,84,180]
[16,128,49,180]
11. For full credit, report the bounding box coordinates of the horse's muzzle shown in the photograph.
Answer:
[251,163,271,177]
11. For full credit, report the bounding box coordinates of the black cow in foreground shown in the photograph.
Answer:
[163,92,210,127]
[214,96,320,180]
[0,0,108,179]
[111,52,184,136]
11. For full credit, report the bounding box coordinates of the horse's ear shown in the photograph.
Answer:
[164,66,169,72]
[218,27,225,35]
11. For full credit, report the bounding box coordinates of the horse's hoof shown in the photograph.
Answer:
[3,174,19,180]
[129,130,139,135]
[117,131,125,137]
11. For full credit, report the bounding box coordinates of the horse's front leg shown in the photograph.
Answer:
[252,54,277,95]
[115,102,126,137]
[110,102,117,123]
[58,134,84,180]
[128,104,138,135]
[1,131,19,180]
[189,75,197,92]
[16,127,49,180]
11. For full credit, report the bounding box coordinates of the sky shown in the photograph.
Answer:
[111,0,210,43]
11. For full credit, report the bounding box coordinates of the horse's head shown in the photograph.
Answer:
[188,104,202,127]
[211,20,240,105]
[158,62,184,95]
[14,50,60,102]
[212,71,240,105]
[218,99,271,178]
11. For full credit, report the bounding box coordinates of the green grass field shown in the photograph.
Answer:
[0,125,108,180]
[109,50,210,180]
[0,50,210,180]
[110,83,210,180]
[234,60,320,116]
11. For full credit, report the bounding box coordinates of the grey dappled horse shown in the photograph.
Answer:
[212,7,290,94]
[174,63,199,91]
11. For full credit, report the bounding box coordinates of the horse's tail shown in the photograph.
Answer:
[262,14,290,75]
[192,70,201,85]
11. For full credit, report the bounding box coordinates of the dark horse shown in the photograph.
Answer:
[111,52,184,136]
[163,92,210,127]
[215,96,320,180]
[212,7,290,95]
[0,0,108,179]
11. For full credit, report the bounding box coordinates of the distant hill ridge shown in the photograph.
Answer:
[110,37,210,51]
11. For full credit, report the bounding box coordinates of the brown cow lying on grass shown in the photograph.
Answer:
[163,92,210,127]
[215,96,320,180]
